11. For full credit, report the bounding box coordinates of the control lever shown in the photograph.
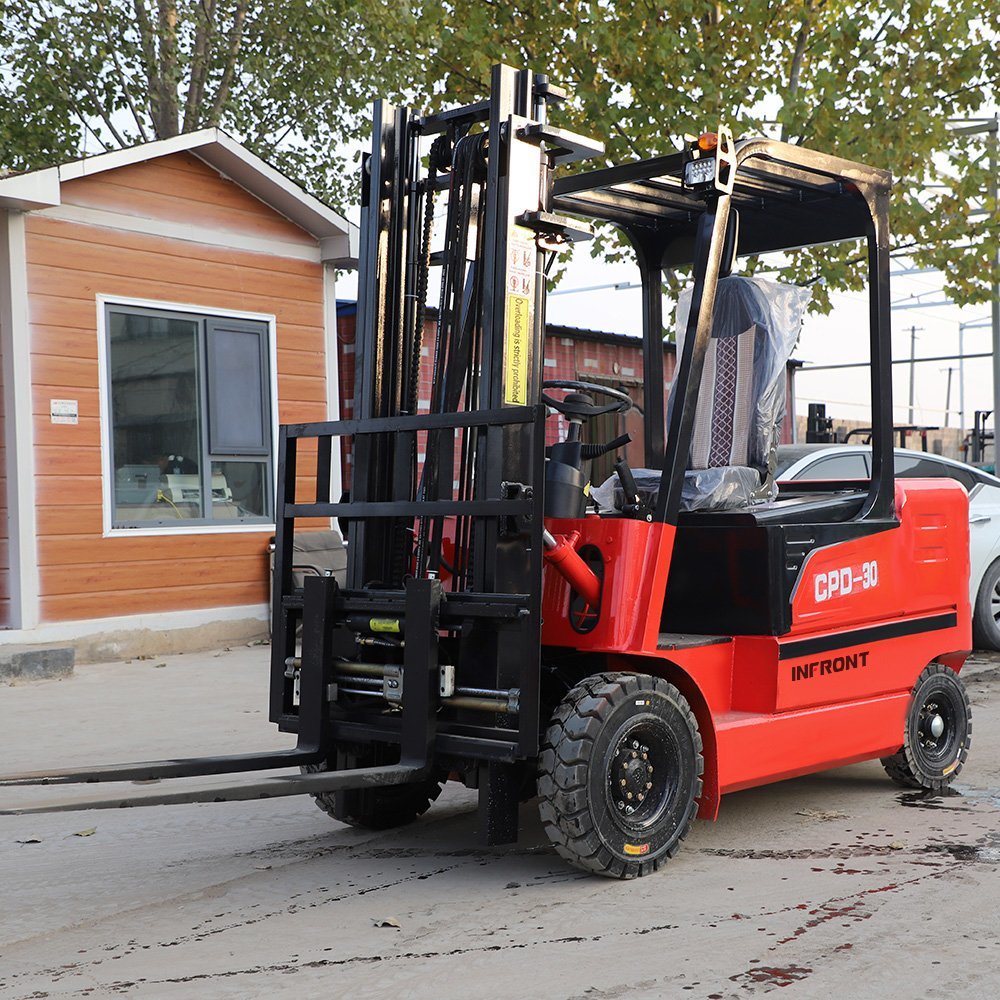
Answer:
[615,457,651,520]
[580,433,631,460]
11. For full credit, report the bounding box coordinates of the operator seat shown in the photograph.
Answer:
[677,275,806,511]
[593,275,809,513]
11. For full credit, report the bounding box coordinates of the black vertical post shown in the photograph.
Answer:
[297,574,337,752]
[864,187,895,520]
[478,761,520,846]
[269,429,297,723]
[399,577,441,765]
[655,196,733,523]
[631,233,666,467]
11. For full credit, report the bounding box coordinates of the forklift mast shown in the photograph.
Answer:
[265,67,604,839]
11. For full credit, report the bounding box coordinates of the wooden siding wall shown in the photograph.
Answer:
[0,328,8,627]
[24,152,327,622]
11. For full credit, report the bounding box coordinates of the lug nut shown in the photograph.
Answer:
[632,751,638,759]
[626,792,633,800]
[638,793,644,802]
[620,778,627,786]
[642,753,648,761]
[646,781,652,789]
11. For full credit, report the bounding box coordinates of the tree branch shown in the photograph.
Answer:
[156,0,180,136]
[183,0,216,131]
[96,2,151,141]
[207,0,249,124]
[780,9,812,143]
[132,0,162,133]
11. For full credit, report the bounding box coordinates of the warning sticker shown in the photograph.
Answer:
[623,842,650,856]
[503,225,535,406]
[504,293,530,405]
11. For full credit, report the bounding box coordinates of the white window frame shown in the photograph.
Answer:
[96,294,279,538]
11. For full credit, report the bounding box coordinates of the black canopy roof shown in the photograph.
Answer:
[553,137,892,266]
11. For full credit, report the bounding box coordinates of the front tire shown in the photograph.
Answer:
[881,664,971,792]
[973,556,1000,651]
[538,672,703,878]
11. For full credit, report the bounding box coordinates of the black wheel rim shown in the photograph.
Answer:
[913,692,961,769]
[992,574,1000,625]
[605,718,677,832]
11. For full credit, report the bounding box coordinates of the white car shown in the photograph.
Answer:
[775,444,1000,650]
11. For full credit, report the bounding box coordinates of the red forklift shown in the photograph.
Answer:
[2,66,973,879]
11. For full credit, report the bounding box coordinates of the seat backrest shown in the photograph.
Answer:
[674,276,810,489]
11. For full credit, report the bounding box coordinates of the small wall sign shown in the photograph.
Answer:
[50,399,79,425]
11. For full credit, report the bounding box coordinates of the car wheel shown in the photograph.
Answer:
[973,556,1000,651]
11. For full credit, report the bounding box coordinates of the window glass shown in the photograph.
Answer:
[110,311,203,523]
[212,460,268,518]
[895,453,974,490]
[207,323,268,454]
[107,305,272,528]
[796,453,869,480]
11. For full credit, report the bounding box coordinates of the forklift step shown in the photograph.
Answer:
[0,747,324,787]
[657,633,732,651]
[0,763,429,816]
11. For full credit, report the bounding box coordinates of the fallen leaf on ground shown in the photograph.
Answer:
[795,808,847,821]
[372,916,401,928]
[153,662,167,669]
[72,828,97,837]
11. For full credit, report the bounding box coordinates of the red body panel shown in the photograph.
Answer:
[541,479,971,818]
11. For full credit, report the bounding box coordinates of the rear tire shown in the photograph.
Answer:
[881,664,971,792]
[973,557,1000,651]
[538,671,703,879]
[303,743,444,830]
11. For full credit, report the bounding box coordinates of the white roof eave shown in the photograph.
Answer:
[0,129,358,264]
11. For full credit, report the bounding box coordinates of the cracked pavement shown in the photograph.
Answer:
[2,648,1000,999]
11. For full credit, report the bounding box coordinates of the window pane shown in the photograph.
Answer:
[207,323,268,455]
[895,453,974,489]
[797,453,869,480]
[109,311,203,523]
[211,461,269,519]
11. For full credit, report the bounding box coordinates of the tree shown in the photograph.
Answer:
[0,0,415,207]
[2,1,996,309]
[400,0,999,311]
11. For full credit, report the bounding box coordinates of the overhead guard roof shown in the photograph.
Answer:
[553,137,892,266]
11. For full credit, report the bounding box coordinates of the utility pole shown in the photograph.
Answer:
[992,115,999,464]
[942,366,955,427]
[907,325,922,424]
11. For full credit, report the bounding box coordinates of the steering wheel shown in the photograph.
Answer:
[542,379,633,419]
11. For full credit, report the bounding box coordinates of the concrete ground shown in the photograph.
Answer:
[2,648,1000,1000]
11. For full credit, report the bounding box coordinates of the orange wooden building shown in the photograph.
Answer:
[0,130,356,654]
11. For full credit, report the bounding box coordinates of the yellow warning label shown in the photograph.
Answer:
[624,842,650,856]
[369,618,400,634]
[504,293,531,405]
